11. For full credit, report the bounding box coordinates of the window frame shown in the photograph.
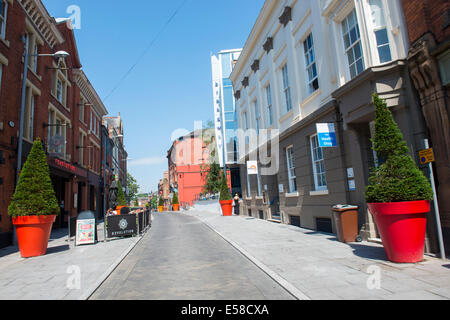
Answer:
[286,146,297,193]
[281,64,293,112]
[342,8,365,79]
[303,33,319,95]
[0,0,8,40]
[310,134,328,191]
[265,84,273,127]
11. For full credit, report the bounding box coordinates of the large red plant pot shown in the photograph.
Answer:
[173,204,179,212]
[220,200,233,217]
[368,201,430,263]
[13,215,57,258]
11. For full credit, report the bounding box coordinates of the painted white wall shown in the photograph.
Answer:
[231,0,410,158]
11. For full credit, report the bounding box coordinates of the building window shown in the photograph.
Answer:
[257,166,263,197]
[78,132,85,166]
[342,9,365,79]
[369,0,392,64]
[310,135,327,191]
[304,33,319,94]
[23,88,35,141]
[0,0,7,39]
[48,109,68,158]
[254,100,261,133]
[79,98,85,123]
[265,84,273,127]
[281,64,293,112]
[286,146,297,193]
[52,60,68,107]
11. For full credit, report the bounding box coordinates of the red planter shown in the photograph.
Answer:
[220,200,233,217]
[173,204,179,212]
[368,201,430,263]
[13,215,57,258]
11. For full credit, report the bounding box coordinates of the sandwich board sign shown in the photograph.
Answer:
[75,211,96,246]
[316,123,337,148]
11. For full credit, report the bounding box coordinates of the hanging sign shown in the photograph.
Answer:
[419,148,435,165]
[316,123,337,148]
[247,161,258,175]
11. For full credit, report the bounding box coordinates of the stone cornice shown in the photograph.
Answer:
[74,69,108,116]
[18,0,65,48]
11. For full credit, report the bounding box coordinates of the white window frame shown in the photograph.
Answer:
[247,169,252,199]
[342,8,365,79]
[23,87,35,142]
[0,0,8,40]
[257,165,263,198]
[254,99,261,133]
[367,0,392,64]
[281,64,293,112]
[303,33,319,95]
[265,84,273,127]
[310,134,328,191]
[286,146,297,193]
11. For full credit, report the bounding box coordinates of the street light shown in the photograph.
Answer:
[16,46,70,184]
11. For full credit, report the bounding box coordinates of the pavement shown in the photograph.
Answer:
[1,201,450,301]
[184,201,450,300]
[0,221,144,300]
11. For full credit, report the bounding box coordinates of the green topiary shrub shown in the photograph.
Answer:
[8,139,59,218]
[117,180,128,206]
[219,172,232,201]
[172,192,179,205]
[365,94,433,203]
[158,197,164,207]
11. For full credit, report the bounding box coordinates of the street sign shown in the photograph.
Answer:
[419,148,435,165]
[316,123,337,148]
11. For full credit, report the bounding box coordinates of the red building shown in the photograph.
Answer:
[402,0,450,253]
[0,0,109,248]
[167,130,231,207]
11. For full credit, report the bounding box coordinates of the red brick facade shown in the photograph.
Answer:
[0,0,111,247]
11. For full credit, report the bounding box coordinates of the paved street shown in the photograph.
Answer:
[90,213,295,300]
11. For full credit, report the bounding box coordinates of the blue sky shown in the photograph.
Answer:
[42,0,264,193]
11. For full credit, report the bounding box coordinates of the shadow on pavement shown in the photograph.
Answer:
[347,243,388,261]
[46,245,71,255]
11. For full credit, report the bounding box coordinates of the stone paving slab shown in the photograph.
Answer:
[185,204,450,300]
[0,223,143,300]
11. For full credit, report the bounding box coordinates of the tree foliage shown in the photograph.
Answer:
[8,139,59,217]
[219,171,232,201]
[116,179,128,206]
[365,94,433,203]
[126,173,139,205]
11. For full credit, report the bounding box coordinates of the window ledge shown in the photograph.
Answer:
[310,190,329,196]
[0,37,10,48]
[285,192,299,198]
[28,67,42,82]
[301,88,321,108]
[255,196,264,200]
[244,197,252,201]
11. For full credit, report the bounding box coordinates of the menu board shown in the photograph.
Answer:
[76,219,96,246]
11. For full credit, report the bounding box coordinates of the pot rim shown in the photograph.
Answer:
[368,200,430,216]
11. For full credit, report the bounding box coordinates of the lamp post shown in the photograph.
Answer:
[16,45,70,184]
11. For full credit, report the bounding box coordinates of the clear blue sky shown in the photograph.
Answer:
[42,0,264,193]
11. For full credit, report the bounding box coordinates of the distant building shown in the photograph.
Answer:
[211,49,243,196]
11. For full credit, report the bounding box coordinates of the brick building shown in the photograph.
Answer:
[402,0,450,253]
[0,0,110,248]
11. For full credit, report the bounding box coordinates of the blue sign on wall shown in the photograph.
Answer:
[316,123,337,148]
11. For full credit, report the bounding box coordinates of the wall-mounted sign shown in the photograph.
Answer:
[279,184,284,194]
[316,123,337,148]
[347,168,354,179]
[419,148,435,165]
[247,161,258,175]
[348,180,356,191]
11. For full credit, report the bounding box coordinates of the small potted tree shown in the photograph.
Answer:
[116,179,128,213]
[172,193,179,212]
[8,139,60,258]
[366,94,433,263]
[219,172,233,216]
[158,197,165,213]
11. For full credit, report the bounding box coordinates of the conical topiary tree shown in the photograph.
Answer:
[158,197,164,207]
[219,171,232,201]
[8,139,59,218]
[172,192,179,205]
[365,94,433,203]
[116,180,128,206]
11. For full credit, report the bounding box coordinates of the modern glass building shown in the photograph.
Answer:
[211,49,242,195]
